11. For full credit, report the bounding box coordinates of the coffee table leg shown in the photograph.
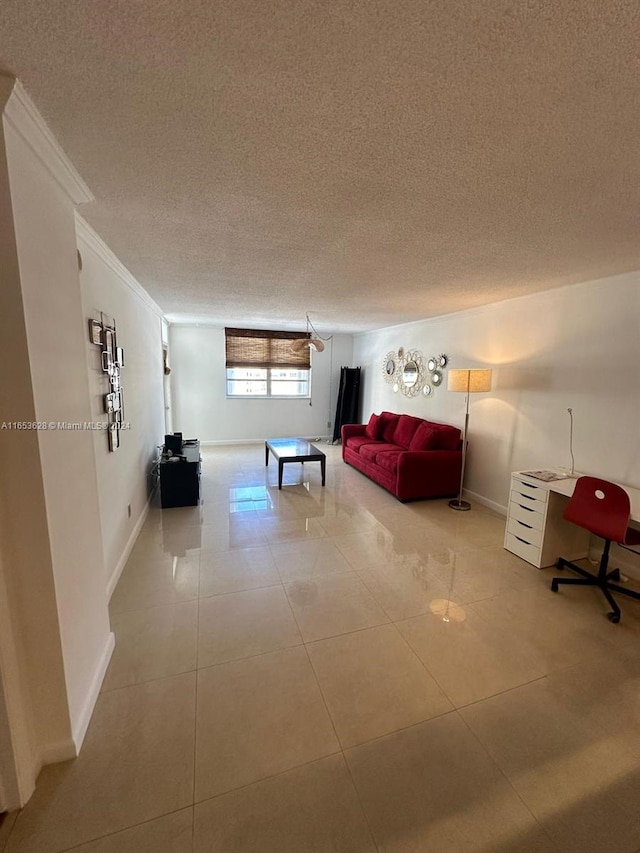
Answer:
[321,457,326,486]
[278,460,284,489]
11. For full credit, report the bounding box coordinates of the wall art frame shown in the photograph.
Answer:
[88,313,125,452]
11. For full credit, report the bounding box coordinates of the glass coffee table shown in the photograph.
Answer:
[265,437,326,490]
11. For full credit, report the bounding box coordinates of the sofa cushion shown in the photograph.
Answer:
[345,435,377,453]
[379,412,400,442]
[376,450,402,474]
[360,442,400,462]
[409,421,439,451]
[431,424,462,451]
[392,414,423,449]
[365,413,382,439]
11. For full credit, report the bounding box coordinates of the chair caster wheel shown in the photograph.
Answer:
[607,612,620,623]
[551,582,558,592]
[610,569,620,581]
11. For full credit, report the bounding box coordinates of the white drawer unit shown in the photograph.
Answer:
[508,497,545,529]
[506,516,543,548]
[504,472,590,568]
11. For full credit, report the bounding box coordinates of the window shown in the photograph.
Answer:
[226,367,309,397]
[225,328,311,398]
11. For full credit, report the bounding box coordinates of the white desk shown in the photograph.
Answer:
[504,471,640,569]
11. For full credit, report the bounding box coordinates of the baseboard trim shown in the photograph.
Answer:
[41,737,78,766]
[464,488,507,516]
[200,435,332,447]
[107,497,151,600]
[70,631,115,754]
[594,543,640,583]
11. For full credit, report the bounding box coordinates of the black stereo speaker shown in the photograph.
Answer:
[164,433,183,453]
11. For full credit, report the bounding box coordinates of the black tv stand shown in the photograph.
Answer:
[159,440,201,508]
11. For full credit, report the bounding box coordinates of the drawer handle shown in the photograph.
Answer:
[517,503,534,512]
[516,520,533,529]
[515,535,531,544]
[520,482,538,490]
[519,493,536,502]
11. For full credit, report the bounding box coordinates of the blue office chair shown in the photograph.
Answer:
[551,476,640,623]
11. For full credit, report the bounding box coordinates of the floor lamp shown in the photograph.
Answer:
[447,368,493,511]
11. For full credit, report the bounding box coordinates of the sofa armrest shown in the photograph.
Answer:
[341,423,366,460]
[341,423,366,442]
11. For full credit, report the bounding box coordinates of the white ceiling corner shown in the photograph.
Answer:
[75,214,164,318]
[3,77,93,205]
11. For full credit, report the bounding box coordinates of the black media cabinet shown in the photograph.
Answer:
[159,440,201,508]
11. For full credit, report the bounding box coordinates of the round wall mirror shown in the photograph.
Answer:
[428,354,448,371]
[385,348,426,397]
[382,351,398,383]
[403,361,419,387]
[431,370,443,386]
[422,384,432,396]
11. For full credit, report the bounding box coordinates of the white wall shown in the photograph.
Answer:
[77,217,166,594]
[0,78,131,806]
[0,81,66,807]
[169,325,354,441]
[354,274,640,512]
[3,98,114,758]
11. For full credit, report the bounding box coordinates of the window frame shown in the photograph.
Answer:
[225,367,311,399]
[224,327,312,400]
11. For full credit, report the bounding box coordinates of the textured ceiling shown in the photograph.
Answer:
[1,0,639,333]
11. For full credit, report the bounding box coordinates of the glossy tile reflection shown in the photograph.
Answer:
[5,443,640,853]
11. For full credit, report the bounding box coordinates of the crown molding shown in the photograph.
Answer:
[75,214,164,318]
[1,75,93,205]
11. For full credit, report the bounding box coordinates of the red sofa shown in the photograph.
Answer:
[341,411,462,502]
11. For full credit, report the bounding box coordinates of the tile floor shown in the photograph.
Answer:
[3,444,640,853]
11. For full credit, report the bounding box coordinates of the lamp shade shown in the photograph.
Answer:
[447,368,492,393]
[290,337,325,353]
[290,338,309,353]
